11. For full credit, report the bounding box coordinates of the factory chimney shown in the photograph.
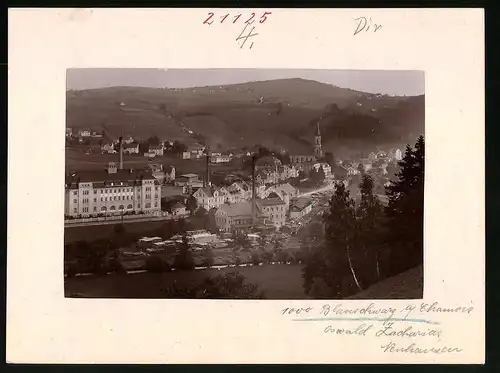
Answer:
[251,154,256,226]
[205,150,211,187]
[118,136,123,170]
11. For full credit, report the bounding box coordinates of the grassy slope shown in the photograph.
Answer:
[348,265,424,300]
[66,79,425,158]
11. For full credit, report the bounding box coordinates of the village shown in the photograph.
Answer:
[64,121,403,277]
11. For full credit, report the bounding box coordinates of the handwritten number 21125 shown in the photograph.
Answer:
[203,12,272,25]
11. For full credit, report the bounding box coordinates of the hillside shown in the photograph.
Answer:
[66,78,424,157]
[349,266,423,299]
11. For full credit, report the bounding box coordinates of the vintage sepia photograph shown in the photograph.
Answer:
[64,68,425,300]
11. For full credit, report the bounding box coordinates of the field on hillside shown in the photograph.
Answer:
[65,147,246,175]
[65,263,308,299]
[66,79,425,157]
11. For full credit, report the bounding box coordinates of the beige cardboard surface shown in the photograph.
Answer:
[7,8,484,363]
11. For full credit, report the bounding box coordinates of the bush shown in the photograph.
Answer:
[145,256,171,273]
[251,252,262,265]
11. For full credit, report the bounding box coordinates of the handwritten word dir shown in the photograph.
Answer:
[353,17,383,36]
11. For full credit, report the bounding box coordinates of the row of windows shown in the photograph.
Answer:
[72,186,159,196]
[73,193,160,204]
[72,202,158,214]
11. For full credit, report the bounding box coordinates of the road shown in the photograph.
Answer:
[65,215,178,228]
[298,182,336,197]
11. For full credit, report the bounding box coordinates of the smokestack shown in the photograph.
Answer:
[205,150,211,187]
[119,136,123,170]
[252,154,256,226]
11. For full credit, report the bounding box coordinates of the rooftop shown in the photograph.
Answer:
[65,168,157,189]
[290,197,313,211]
[256,197,286,207]
[217,202,262,218]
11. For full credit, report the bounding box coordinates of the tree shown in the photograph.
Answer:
[201,248,215,268]
[172,140,188,154]
[162,272,265,299]
[317,167,326,183]
[232,231,251,252]
[324,152,335,167]
[186,195,198,216]
[145,255,171,273]
[173,235,195,270]
[357,163,365,175]
[356,174,385,283]
[148,136,161,146]
[139,142,149,154]
[384,136,425,276]
[303,182,361,298]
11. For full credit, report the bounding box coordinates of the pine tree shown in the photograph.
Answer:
[384,136,425,275]
[303,182,361,298]
[173,235,195,270]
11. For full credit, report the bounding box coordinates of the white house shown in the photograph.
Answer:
[312,162,333,178]
[182,151,191,160]
[210,154,231,163]
[123,143,139,154]
[149,145,164,156]
[256,193,287,229]
[101,142,115,153]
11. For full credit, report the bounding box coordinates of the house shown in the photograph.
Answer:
[260,183,298,206]
[161,185,187,198]
[147,163,166,183]
[361,158,373,172]
[171,202,188,217]
[388,148,403,161]
[368,152,378,161]
[192,186,231,211]
[77,128,91,138]
[101,142,115,153]
[188,144,206,159]
[256,192,287,229]
[312,162,333,178]
[64,162,161,218]
[290,154,316,164]
[210,154,231,163]
[123,136,135,144]
[226,182,251,203]
[182,151,191,159]
[175,173,201,187]
[343,165,360,176]
[215,201,262,232]
[289,198,313,220]
[149,145,164,156]
[164,165,176,183]
[123,143,139,154]
[66,128,73,137]
[192,187,215,210]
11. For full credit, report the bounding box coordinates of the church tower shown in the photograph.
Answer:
[314,121,322,158]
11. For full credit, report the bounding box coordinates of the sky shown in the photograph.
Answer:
[66,68,425,96]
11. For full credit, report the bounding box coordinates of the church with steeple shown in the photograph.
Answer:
[289,119,324,168]
[314,121,322,158]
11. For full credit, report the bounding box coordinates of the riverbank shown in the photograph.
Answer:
[65,263,308,299]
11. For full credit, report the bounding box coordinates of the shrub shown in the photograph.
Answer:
[145,256,171,273]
